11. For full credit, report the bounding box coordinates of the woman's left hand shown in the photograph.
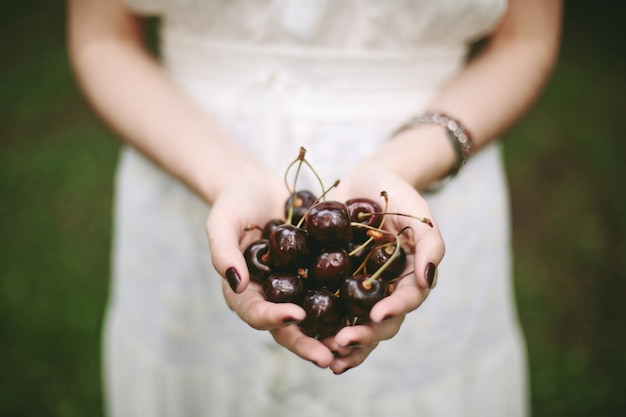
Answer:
[320,167,445,374]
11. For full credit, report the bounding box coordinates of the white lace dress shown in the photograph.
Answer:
[105,1,528,416]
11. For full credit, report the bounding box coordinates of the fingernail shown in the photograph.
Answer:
[347,342,360,348]
[425,262,437,289]
[225,267,241,292]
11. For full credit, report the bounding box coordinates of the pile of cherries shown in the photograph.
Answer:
[243,148,432,340]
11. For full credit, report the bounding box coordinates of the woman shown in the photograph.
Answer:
[68,0,561,416]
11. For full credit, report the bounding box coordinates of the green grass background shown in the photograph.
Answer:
[1,1,624,416]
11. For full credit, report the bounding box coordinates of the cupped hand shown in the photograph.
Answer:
[207,161,445,372]
[220,280,336,367]
[206,173,337,367]
[207,174,286,293]
[332,166,445,290]
[320,167,445,373]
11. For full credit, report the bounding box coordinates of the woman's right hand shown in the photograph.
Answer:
[206,175,337,368]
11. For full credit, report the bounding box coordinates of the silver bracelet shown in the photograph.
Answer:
[392,112,475,178]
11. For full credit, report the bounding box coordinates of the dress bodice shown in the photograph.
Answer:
[126,0,506,52]
[124,0,506,128]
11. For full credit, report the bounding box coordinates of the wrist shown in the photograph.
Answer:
[188,138,279,205]
[357,124,457,191]
[391,112,475,189]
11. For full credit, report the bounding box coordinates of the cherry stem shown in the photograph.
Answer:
[283,148,308,225]
[364,233,402,286]
[349,222,395,246]
[391,212,433,228]
[378,191,390,231]
[283,147,307,195]
[396,226,416,251]
[350,243,371,276]
[284,146,336,226]
[349,222,398,277]
[301,156,328,202]
[357,211,433,228]
[359,211,434,227]
[348,191,391,263]
[283,146,328,199]
[348,236,374,259]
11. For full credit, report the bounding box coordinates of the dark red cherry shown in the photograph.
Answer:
[262,218,284,240]
[306,200,352,245]
[366,243,407,281]
[243,239,272,284]
[285,190,317,225]
[346,198,383,241]
[263,273,307,304]
[311,247,353,292]
[299,289,346,339]
[267,224,312,271]
[341,274,388,321]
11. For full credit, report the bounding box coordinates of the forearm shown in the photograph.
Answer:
[68,1,270,204]
[363,0,562,189]
[430,0,562,145]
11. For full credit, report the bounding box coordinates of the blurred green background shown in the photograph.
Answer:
[1,1,624,416]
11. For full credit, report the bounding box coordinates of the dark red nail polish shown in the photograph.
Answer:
[225,267,241,292]
[425,262,437,289]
